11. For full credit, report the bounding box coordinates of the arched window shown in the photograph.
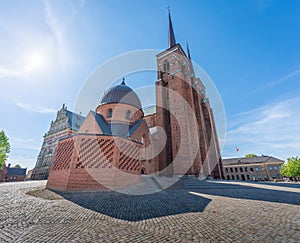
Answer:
[107,109,113,118]
[126,110,130,120]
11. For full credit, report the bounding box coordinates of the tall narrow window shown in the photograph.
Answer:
[163,60,169,72]
[126,110,130,120]
[141,135,146,145]
[107,109,113,118]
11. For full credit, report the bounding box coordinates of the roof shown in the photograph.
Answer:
[91,111,111,134]
[7,167,27,176]
[90,111,142,137]
[66,110,85,131]
[100,82,142,109]
[222,156,284,166]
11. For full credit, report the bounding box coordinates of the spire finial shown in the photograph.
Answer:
[121,77,125,85]
[168,7,176,48]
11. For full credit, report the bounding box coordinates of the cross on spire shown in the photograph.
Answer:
[121,77,126,85]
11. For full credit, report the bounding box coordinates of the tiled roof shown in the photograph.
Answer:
[90,111,110,134]
[100,82,142,109]
[90,111,142,137]
[222,156,284,166]
[7,167,27,176]
[65,110,85,131]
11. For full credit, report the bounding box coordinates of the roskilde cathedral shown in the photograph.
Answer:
[32,12,224,191]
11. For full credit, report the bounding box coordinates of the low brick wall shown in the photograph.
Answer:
[47,134,141,192]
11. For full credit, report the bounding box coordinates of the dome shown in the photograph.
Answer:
[100,80,142,109]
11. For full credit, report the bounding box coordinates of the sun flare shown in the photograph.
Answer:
[24,52,46,72]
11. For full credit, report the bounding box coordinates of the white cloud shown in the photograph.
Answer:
[223,97,300,160]
[0,66,21,78]
[6,137,41,170]
[6,156,36,170]
[0,53,48,79]
[10,137,40,151]
[43,0,84,67]
[16,102,56,113]
[264,69,300,88]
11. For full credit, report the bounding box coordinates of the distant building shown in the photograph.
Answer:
[25,169,33,181]
[223,156,284,181]
[31,104,85,180]
[0,165,7,182]
[0,164,27,182]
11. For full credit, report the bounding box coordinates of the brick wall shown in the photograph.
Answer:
[155,44,223,178]
[96,103,143,125]
[47,134,142,192]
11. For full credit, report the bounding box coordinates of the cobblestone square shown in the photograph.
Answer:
[0,178,299,242]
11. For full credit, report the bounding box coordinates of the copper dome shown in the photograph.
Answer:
[100,81,142,109]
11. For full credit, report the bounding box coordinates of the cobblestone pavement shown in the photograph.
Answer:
[0,178,300,242]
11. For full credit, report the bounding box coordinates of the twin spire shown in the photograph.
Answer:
[186,42,192,60]
[168,7,176,48]
[168,8,192,61]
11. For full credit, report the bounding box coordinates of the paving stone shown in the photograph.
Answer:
[0,179,299,242]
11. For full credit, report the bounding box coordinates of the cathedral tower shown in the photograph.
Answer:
[155,11,223,178]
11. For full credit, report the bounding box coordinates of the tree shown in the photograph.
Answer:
[280,157,300,181]
[245,154,257,158]
[14,164,21,168]
[0,130,10,170]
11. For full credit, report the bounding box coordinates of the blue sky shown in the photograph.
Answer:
[0,0,300,169]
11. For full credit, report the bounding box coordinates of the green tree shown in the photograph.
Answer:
[280,157,300,180]
[245,154,257,158]
[14,164,21,168]
[0,130,10,169]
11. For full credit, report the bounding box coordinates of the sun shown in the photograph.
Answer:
[24,52,46,73]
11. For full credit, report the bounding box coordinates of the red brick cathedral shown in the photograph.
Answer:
[46,12,223,191]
